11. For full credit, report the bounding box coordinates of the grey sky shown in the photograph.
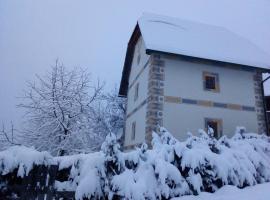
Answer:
[1,0,270,127]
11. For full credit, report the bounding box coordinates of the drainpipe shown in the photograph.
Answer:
[261,74,270,136]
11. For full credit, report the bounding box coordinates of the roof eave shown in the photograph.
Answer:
[119,24,142,97]
[146,49,270,73]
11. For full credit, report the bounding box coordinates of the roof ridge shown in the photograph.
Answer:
[139,12,228,31]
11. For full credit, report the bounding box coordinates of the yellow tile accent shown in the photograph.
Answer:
[197,100,213,107]
[164,96,182,104]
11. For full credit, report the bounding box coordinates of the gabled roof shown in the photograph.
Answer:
[119,13,270,97]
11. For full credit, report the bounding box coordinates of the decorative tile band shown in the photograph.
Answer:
[242,106,256,112]
[164,96,255,112]
[213,102,227,108]
[182,98,197,104]
[128,58,150,90]
[197,100,212,107]
[126,98,148,119]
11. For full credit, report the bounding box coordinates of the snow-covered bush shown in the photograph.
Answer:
[0,127,270,200]
[0,146,53,177]
[155,128,270,194]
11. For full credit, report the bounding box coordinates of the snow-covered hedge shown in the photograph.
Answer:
[0,146,54,177]
[1,128,270,199]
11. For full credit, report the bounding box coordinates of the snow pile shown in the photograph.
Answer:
[0,127,270,199]
[0,146,53,177]
[172,182,270,200]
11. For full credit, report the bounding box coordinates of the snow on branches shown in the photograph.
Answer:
[17,60,106,155]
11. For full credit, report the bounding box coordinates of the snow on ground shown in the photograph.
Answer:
[172,182,270,200]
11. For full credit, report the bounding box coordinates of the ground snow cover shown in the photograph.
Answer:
[173,182,270,200]
[0,127,270,199]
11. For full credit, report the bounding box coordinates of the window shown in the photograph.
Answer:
[205,118,222,138]
[203,72,219,92]
[134,83,139,101]
[137,38,142,53]
[137,53,141,65]
[131,121,136,140]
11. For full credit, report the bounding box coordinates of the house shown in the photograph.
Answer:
[119,13,270,149]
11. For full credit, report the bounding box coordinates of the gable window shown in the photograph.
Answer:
[131,121,136,140]
[203,72,220,92]
[134,83,139,101]
[205,118,223,138]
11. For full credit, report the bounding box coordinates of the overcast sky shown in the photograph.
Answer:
[1,0,270,127]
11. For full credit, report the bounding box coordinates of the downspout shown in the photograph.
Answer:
[261,74,270,136]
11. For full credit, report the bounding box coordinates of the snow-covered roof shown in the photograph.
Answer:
[119,13,270,96]
[138,13,270,70]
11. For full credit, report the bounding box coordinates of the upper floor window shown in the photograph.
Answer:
[131,121,136,140]
[203,72,220,92]
[137,38,142,53]
[137,53,141,65]
[136,38,142,65]
[134,83,139,101]
[205,118,222,138]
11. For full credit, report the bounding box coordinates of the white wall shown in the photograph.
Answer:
[125,105,147,146]
[164,57,256,105]
[126,37,149,113]
[124,37,149,147]
[164,103,258,141]
[163,55,258,139]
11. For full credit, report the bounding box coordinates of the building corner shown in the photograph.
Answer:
[145,54,165,147]
[253,70,267,134]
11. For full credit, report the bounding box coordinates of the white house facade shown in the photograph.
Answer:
[119,14,270,149]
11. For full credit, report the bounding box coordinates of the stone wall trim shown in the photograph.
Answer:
[145,54,165,147]
[253,71,267,133]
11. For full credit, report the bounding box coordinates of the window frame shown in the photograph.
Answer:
[203,72,220,92]
[131,121,136,140]
[204,118,223,138]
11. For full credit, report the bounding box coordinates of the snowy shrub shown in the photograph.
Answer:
[0,127,270,200]
[55,152,105,200]
[111,167,157,200]
[155,128,270,194]
[0,146,53,177]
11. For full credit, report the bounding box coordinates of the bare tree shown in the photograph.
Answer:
[0,122,21,151]
[103,87,126,135]
[91,87,126,143]
[18,60,104,155]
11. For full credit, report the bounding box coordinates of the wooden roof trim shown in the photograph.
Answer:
[119,24,141,97]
